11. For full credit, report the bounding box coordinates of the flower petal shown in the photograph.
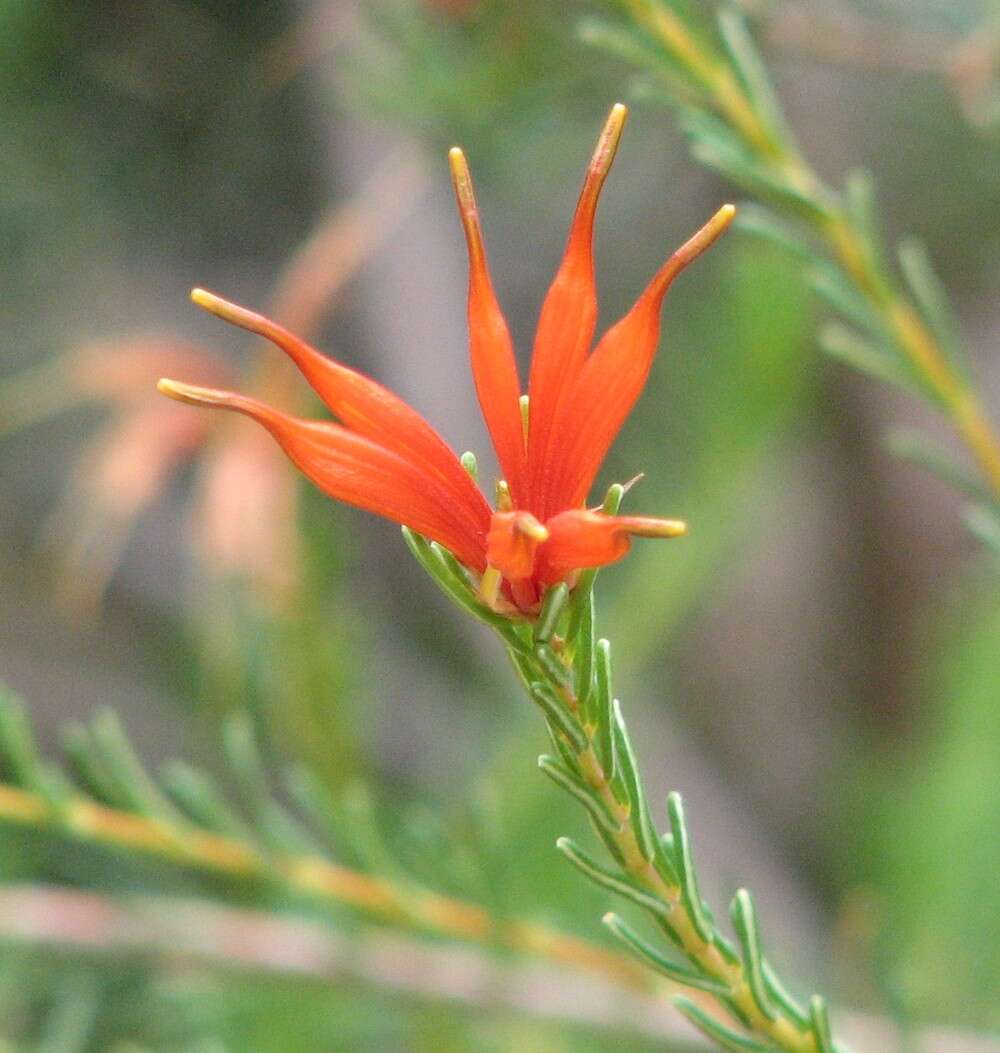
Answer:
[190,288,490,536]
[158,380,488,570]
[449,148,526,500]
[545,204,735,512]
[539,509,686,582]
[527,104,627,518]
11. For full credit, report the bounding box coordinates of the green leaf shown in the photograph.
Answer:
[897,236,967,379]
[533,582,569,644]
[807,263,883,336]
[594,638,616,778]
[537,755,621,837]
[762,960,809,1030]
[610,700,658,862]
[533,643,572,687]
[964,503,1000,557]
[88,708,185,823]
[716,6,794,148]
[160,761,253,840]
[844,168,889,282]
[603,912,730,995]
[809,994,835,1053]
[667,792,713,942]
[528,682,587,752]
[885,427,990,502]
[555,836,671,919]
[730,889,777,1020]
[818,322,923,398]
[673,996,775,1051]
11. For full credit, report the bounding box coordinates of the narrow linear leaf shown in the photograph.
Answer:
[807,264,883,336]
[89,709,184,823]
[603,912,730,995]
[818,322,924,398]
[537,755,621,837]
[717,6,795,147]
[964,503,1000,557]
[761,960,809,1029]
[60,723,125,809]
[897,237,967,377]
[611,700,658,862]
[594,639,616,779]
[809,994,835,1053]
[730,889,777,1020]
[0,691,45,793]
[573,589,597,714]
[885,427,989,502]
[534,643,572,687]
[844,169,889,280]
[534,582,569,644]
[529,682,587,752]
[160,761,253,839]
[556,837,671,919]
[673,996,775,1052]
[733,204,813,261]
[667,792,713,942]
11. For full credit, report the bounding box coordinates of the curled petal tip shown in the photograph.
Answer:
[590,103,628,179]
[157,377,227,407]
[190,287,261,332]
[619,516,687,539]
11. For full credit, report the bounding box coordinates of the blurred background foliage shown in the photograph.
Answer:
[0,0,998,1049]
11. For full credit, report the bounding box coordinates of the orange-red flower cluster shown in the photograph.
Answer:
[159,105,734,614]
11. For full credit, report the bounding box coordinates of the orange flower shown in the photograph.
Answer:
[159,105,734,614]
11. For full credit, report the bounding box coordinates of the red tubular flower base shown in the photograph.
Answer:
[159,105,734,614]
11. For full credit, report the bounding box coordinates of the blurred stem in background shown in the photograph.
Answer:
[586,0,1000,520]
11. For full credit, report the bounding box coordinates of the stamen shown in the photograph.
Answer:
[479,565,502,609]
[495,479,513,511]
[619,516,687,538]
[519,394,530,448]
[157,378,232,408]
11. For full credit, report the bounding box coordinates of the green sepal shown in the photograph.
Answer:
[555,837,671,920]
[809,994,835,1053]
[528,682,587,752]
[673,997,774,1052]
[0,690,56,802]
[610,700,658,863]
[667,792,713,942]
[730,888,778,1020]
[603,912,730,995]
[534,582,569,644]
[537,755,621,837]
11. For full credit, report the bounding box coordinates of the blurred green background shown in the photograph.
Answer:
[1,0,998,1049]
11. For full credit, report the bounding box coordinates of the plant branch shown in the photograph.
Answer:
[600,0,1000,504]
